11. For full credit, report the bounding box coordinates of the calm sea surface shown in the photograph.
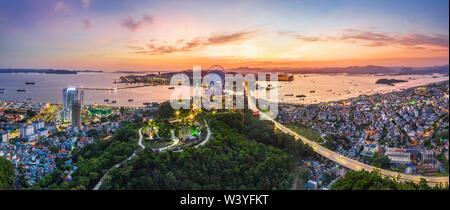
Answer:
[0,72,180,107]
[0,72,447,107]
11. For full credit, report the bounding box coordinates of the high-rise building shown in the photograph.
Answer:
[72,100,82,129]
[0,132,8,145]
[62,87,79,122]
[20,124,34,139]
[32,120,45,131]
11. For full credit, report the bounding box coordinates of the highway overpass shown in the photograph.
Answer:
[244,85,448,186]
[266,115,449,186]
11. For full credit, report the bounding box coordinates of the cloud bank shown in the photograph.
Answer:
[132,30,258,55]
[280,29,449,49]
[121,15,154,31]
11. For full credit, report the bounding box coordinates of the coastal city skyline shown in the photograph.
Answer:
[0,0,449,71]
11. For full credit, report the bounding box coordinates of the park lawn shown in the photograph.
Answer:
[178,126,194,137]
[143,139,173,149]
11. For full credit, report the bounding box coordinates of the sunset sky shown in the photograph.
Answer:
[0,0,448,71]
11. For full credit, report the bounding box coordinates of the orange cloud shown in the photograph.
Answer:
[131,30,259,55]
[280,29,449,50]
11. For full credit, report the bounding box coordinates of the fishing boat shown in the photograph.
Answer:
[111,100,117,104]
[25,82,35,85]
[128,99,134,102]
[104,99,109,102]
[285,94,294,96]
[17,89,26,92]
[296,95,306,98]
[168,87,175,90]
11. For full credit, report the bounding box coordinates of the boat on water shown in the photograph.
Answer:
[17,89,26,92]
[168,87,175,90]
[296,94,306,98]
[285,94,294,96]
[104,99,109,102]
[111,100,117,104]
[25,82,35,85]
[309,90,316,93]
[128,99,134,102]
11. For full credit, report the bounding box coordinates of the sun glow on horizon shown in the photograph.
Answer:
[0,0,448,71]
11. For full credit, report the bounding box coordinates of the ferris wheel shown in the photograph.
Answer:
[204,65,226,101]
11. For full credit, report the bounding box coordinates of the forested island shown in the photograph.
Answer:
[375,78,408,86]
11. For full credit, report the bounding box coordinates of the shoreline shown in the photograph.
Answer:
[2,80,448,109]
[279,79,450,106]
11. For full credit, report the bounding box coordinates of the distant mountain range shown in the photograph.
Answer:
[226,64,450,75]
[0,69,103,74]
[1,64,448,75]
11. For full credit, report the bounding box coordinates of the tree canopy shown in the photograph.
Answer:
[0,157,15,190]
[330,170,448,190]
[100,111,314,190]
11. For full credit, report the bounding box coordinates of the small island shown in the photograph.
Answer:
[375,79,408,86]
